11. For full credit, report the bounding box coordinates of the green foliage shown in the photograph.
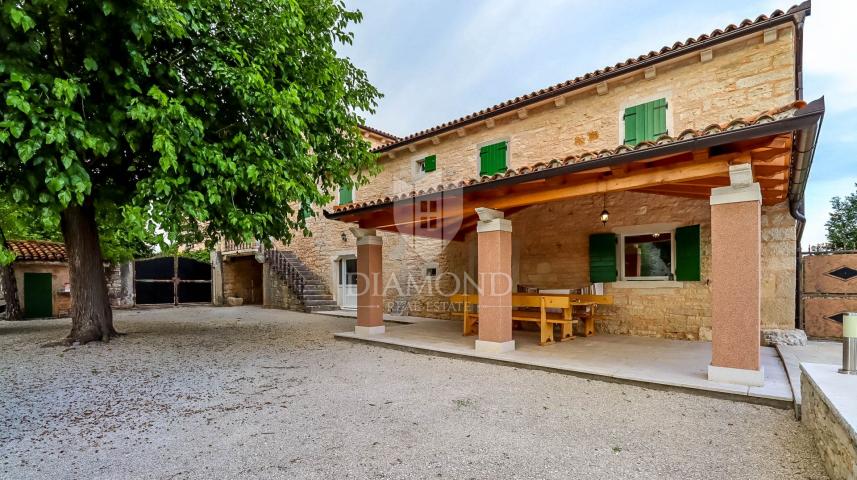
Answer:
[0,193,152,265]
[825,184,857,250]
[0,193,61,266]
[1,0,380,256]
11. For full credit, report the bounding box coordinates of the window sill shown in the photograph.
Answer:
[612,280,684,289]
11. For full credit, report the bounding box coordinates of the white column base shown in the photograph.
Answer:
[355,325,385,336]
[475,340,515,354]
[708,365,765,387]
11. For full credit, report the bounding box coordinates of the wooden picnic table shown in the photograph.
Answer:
[449,292,613,346]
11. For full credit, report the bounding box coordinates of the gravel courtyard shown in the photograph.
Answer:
[0,306,827,479]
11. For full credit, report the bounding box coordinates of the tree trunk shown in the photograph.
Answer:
[61,201,117,343]
[1,263,22,321]
[0,226,22,321]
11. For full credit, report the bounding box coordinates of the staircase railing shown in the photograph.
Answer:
[222,239,261,253]
[266,249,306,298]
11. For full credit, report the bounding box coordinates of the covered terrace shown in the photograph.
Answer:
[324,98,824,389]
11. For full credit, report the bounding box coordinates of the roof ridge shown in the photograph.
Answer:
[8,239,63,244]
[359,124,399,141]
[370,2,810,153]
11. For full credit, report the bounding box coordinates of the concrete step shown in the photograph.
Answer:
[305,305,340,313]
[303,299,339,307]
[302,294,335,301]
[301,285,329,292]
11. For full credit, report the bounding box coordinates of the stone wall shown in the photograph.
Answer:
[801,365,857,480]
[106,261,135,308]
[264,263,304,311]
[504,191,791,339]
[222,255,263,304]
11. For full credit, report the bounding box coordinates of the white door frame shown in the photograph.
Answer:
[336,254,357,310]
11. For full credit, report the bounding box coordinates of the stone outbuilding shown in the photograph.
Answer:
[3,240,134,319]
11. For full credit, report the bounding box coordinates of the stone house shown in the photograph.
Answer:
[2,240,134,318]
[216,3,824,387]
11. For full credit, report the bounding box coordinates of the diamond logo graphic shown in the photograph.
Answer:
[826,312,847,324]
[826,266,857,281]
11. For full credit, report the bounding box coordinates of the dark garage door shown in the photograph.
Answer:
[135,256,212,305]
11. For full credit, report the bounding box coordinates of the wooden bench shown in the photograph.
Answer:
[450,294,578,346]
[568,294,613,337]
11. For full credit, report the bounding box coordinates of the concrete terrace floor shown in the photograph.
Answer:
[0,306,828,479]
[327,312,796,406]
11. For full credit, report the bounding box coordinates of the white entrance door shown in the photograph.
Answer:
[338,257,357,309]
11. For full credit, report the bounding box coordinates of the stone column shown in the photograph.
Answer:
[211,251,224,306]
[708,163,764,386]
[352,227,384,335]
[475,208,514,353]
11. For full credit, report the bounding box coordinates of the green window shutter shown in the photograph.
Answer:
[423,155,436,172]
[494,141,507,173]
[479,145,491,175]
[650,98,668,139]
[675,224,701,281]
[624,98,667,145]
[589,233,617,283]
[479,142,507,176]
[623,106,638,145]
[339,186,353,205]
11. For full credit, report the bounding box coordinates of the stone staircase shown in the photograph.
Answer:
[267,250,339,313]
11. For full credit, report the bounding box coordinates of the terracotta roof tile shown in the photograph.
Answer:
[359,124,399,141]
[332,101,807,214]
[370,2,809,153]
[7,240,67,262]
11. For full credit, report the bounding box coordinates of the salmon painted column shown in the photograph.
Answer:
[708,162,764,386]
[351,227,385,335]
[475,208,514,353]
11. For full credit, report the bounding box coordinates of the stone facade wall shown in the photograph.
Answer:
[802,371,857,480]
[353,25,795,202]
[504,192,790,339]
[222,255,263,304]
[280,24,799,339]
[106,261,135,308]
[265,263,304,311]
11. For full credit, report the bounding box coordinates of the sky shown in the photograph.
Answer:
[339,0,855,248]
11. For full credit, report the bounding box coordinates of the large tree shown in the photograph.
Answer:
[1,1,379,343]
[825,183,857,250]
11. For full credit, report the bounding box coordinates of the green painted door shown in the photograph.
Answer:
[24,272,53,318]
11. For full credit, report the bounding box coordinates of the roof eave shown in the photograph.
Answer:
[325,97,826,221]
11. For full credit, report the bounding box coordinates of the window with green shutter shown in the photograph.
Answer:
[479,141,508,176]
[339,186,353,205]
[589,233,617,283]
[623,98,668,146]
[421,155,436,173]
[675,224,701,281]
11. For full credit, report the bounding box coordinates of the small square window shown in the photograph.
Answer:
[415,155,437,176]
[420,200,438,213]
[425,266,438,277]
